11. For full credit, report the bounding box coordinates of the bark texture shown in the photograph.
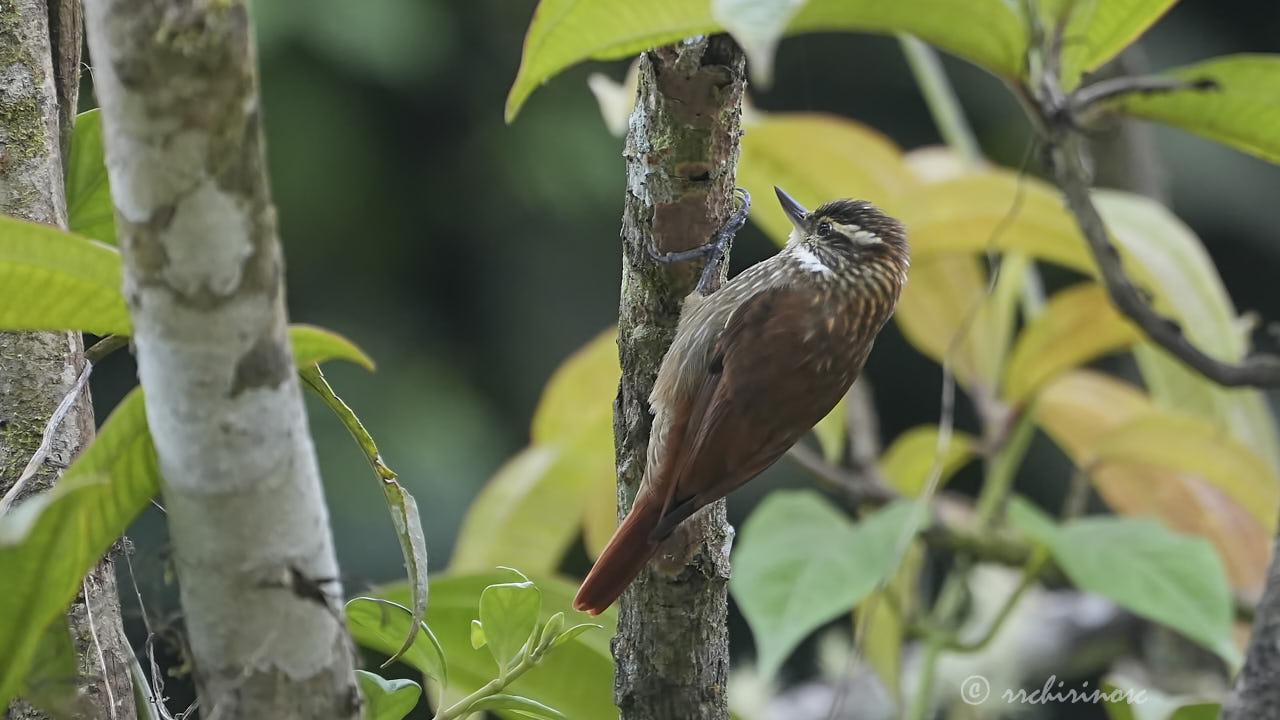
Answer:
[83,2,359,718]
[1,0,134,717]
[613,36,745,720]
[1227,516,1280,719]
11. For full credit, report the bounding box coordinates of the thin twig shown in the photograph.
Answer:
[1071,75,1218,114]
[0,357,93,514]
[85,334,128,364]
[1042,132,1280,386]
[82,576,121,720]
[124,550,178,720]
[787,442,897,506]
[1027,23,1280,388]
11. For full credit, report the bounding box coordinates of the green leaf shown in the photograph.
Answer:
[471,619,487,650]
[1102,676,1221,720]
[345,598,448,684]
[289,325,376,370]
[1040,0,1179,89]
[730,493,925,677]
[356,670,422,720]
[379,571,617,720]
[878,426,976,497]
[787,0,1028,79]
[0,215,129,335]
[0,391,157,708]
[0,334,377,708]
[454,328,618,574]
[18,617,86,718]
[1110,54,1280,164]
[712,0,809,86]
[507,0,1027,122]
[506,0,715,122]
[1003,283,1138,404]
[536,612,565,651]
[469,694,569,720]
[479,574,543,670]
[550,623,603,651]
[1007,498,1239,667]
[301,367,428,669]
[65,109,116,245]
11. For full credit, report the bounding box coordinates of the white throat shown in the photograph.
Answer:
[792,244,833,277]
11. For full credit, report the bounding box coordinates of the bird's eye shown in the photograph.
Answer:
[817,221,832,235]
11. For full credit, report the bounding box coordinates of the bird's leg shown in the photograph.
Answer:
[648,187,752,296]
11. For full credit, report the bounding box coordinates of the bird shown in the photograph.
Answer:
[573,186,910,615]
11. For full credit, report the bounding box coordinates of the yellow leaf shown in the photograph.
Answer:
[856,540,923,699]
[812,395,848,464]
[455,328,620,573]
[582,475,618,560]
[1037,371,1274,591]
[531,328,619,444]
[1003,283,1138,405]
[738,113,916,245]
[879,426,976,498]
[894,254,990,388]
[898,171,1093,269]
[1094,415,1279,532]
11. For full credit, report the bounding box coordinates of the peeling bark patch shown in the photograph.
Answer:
[230,332,290,397]
[162,180,253,297]
[652,192,715,255]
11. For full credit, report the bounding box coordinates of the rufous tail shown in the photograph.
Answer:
[573,493,665,615]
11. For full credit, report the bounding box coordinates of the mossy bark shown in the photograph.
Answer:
[83,1,358,717]
[0,1,135,718]
[613,35,745,720]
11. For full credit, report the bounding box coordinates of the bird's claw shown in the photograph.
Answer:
[647,187,752,296]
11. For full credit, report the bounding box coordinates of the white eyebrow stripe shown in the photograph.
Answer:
[832,221,882,245]
[793,246,834,276]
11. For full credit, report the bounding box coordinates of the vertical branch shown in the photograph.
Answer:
[613,36,745,720]
[83,1,358,718]
[0,0,134,718]
[1228,522,1280,719]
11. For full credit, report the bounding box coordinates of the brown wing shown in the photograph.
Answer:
[650,285,860,539]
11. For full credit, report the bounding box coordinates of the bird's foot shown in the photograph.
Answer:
[648,187,751,295]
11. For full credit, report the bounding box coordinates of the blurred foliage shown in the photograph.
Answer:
[1,0,1278,717]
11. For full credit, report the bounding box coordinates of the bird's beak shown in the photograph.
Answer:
[774,186,809,231]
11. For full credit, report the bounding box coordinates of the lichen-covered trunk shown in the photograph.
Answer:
[83,1,359,717]
[0,0,135,718]
[613,35,745,720]
[1227,519,1280,719]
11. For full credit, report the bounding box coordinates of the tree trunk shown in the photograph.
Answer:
[1226,520,1280,719]
[0,0,135,718]
[82,2,359,718]
[613,35,745,720]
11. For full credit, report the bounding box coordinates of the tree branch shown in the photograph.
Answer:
[0,0,134,717]
[1028,40,1280,388]
[83,1,358,717]
[612,35,745,720]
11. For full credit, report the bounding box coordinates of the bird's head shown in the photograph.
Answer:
[774,186,910,284]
